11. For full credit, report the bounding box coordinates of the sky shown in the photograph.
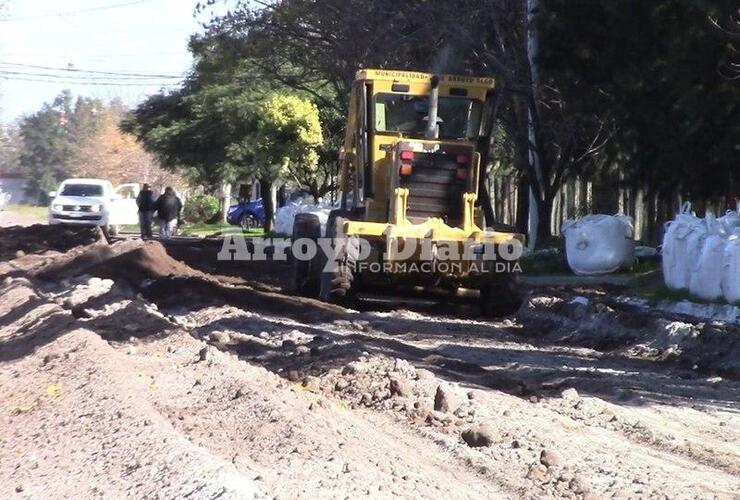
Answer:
[0,0,224,123]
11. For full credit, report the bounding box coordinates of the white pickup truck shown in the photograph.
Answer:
[48,178,140,235]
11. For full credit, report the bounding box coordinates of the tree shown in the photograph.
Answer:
[18,92,76,202]
[712,5,740,80]
[251,93,323,230]
[541,0,740,236]
[124,47,331,230]
[171,0,737,242]
[70,103,183,191]
[202,0,613,242]
[0,124,22,175]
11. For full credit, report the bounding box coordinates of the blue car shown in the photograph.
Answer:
[226,198,265,230]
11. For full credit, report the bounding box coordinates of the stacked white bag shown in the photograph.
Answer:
[562,214,635,275]
[662,203,704,290]
[723,232,740,304]
[688,214,725,301]
[662,202,740,304]
[275,198,334,236]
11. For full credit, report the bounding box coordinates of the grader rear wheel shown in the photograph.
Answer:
[479,268,525,317]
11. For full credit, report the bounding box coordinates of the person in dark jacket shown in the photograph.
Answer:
[155,186,182,239]
[135,184,157,238]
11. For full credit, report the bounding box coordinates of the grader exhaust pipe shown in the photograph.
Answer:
[425,75,441,139]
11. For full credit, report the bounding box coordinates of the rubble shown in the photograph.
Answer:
[0,224,738,499]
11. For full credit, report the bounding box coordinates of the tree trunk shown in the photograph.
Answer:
[477,173,496,227]
[645,185,657,245]
[260,177,275,233]
[536,192,554,246]
[516,175,529,234]
[220,180,232,224]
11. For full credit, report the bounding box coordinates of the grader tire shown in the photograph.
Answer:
[291,213,322,296]
[479,268,525,317]
[319,215,358,305]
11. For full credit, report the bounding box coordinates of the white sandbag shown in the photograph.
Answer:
[562,214,635,276]
[688,228,725,301]
[662,203,705,290]
[722,233,740,304]
[275,199,334,236]
[719,203,740,234]
[275,203,300,236]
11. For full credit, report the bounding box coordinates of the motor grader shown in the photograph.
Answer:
[292,69,525,316]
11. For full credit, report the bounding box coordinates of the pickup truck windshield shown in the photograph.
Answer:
[60,184,104,197]
[374,94,483,140]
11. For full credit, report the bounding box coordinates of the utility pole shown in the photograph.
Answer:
[526,0,544,251]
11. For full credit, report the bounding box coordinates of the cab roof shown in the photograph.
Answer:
[355,69,495,89]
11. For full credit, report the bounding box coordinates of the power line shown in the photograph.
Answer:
[0,62,182,79]
[0,69,181,83]
[0,0,152,22]
[0,74,180,87]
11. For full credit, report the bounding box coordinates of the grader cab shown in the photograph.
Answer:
[292,69,525,316]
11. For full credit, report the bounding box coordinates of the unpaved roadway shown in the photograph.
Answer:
[0,208,45,228]
[0,226,738,499]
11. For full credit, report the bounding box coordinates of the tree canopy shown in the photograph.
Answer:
[125,0,739,241]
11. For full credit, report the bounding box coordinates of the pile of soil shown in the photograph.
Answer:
[37,240,201,286]
[1,235,739,498]
[0,224,100,260]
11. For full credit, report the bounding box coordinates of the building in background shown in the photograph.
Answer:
[0,173,31,205]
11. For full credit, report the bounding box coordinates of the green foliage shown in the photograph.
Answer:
[124,0,738,238]
[0,124,22,175]
[16,92,107,202]
[253,94,323,181]
[540,0,740,200]
[183,194,221,223]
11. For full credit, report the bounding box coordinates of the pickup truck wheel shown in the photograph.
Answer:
[479,267,525,317]
[291,213,321,296]
[319,215,358,306]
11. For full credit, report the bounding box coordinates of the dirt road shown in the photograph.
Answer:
[1,227,738,499]
[0,208,45,228]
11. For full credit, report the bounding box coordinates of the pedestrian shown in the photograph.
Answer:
[155,186,182,239]
[135,183,157,238]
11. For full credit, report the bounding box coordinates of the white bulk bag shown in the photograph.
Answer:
[562,214,635,275]
[276,202,300,235]
[688,231,725,301]
[663,204,705,290]
[276,200,334,237]
[719,203,740,234]
[722,233,740,304]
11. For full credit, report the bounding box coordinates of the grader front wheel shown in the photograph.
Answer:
[319,214,358,306]
[291,213,321,296]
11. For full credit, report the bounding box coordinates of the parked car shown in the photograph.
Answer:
[49,179,140,235]
[226,198,265,230]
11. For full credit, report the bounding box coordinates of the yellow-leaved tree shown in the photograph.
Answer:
[69,104,184,193]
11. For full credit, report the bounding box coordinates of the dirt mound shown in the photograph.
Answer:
[38,239,200,286]
[92,240,199,284]
[0,224,101,260]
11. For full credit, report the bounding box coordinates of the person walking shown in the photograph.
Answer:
[155,187,182,239]
[135,183,157,238]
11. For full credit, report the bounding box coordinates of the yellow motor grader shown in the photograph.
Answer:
[292,69,525,316]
